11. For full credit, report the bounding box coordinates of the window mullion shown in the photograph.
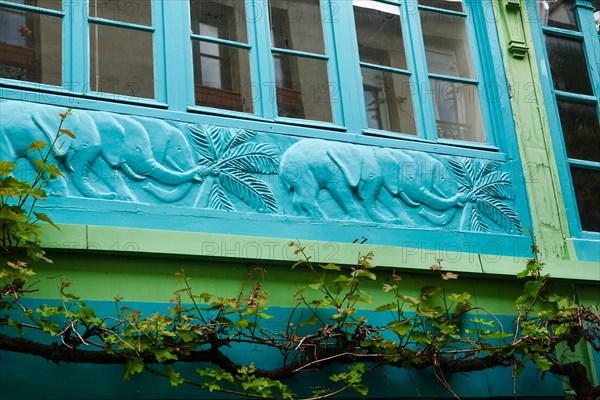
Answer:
[69,0,87,94]
[463,0,495,147]
[151,0,166,104]
[575,1,600,107]
[404,0,436,140]
[330,0,364,132]
[253,0,276,119]
[321,0,344,126]
[163,0,190,110]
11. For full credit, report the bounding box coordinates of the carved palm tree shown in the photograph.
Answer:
[448,157,522,233]
[189,125,280,213]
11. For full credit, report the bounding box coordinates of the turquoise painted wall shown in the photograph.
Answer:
[1,0,599,398]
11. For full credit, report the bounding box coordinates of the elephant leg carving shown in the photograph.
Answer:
[379,190,416,225]
[357,176,388,223]
[68,154,118,200]
[291,189,325,218]
[325,182,368,221]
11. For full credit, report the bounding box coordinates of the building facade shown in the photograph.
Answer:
[0,0,598,398]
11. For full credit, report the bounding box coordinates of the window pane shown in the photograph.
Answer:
[3,0,61,10]
[90,24,154,98]
[570,167,600,232]
[537,0,578,31]
[273,54,332,122]
[557,100,600,162]
[418,0,463,12]
[193,41,253,113]
[190,0,248,43]
[269,0,325,54]
[421,11,474,79]
[430,79,484,142]
[353,2,407,70]
[89,0,152,26]
[361,67,416,134]
[0,8,61,85]
[545,34,593,94]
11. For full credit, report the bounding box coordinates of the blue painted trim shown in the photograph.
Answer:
[404,0,437,140]
[555,90,598,103]
[273,116,346,131]
[244,0,261,118]
[526,0,600,260]
[322,0,345,126]
[163,0,190,111]
[417,4,467,17]
[462,0,492,148]
[62,1,71,90]
[569,159,600,169]
[252,0,276,119]
[190,34,252,50]
[374,0,400,6]
[427,73,478,85]
[87,17,154,31]
[541,25,585,39]
[187,105,272,122]
[151,0,166,104]
[359,62,411,76]
[573,238,600,262]
[330,0,363,132]
[270,47,329,61]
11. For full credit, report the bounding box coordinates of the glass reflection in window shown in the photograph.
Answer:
[0,8,61,85]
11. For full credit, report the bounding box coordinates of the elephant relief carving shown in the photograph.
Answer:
[1,101,106,198]
[0,101,202,202]
[279,139,464,225]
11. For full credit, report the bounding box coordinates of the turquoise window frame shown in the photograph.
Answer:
[0,0,168,106]
[527,0,600,261]
[336,0,503,148]
[0,0,513,153]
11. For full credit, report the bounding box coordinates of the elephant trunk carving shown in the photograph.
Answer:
[143,160,199,185]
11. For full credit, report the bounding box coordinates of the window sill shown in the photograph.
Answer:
[362,129,504,160]
[0,79,168,108]
[569,237,600,263]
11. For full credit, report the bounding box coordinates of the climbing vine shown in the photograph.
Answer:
[0,112,599,400]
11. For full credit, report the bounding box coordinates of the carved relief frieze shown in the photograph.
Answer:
[0,101,522,234]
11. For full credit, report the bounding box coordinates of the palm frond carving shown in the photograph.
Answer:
[189,125,280,213]
[448,157,522,233]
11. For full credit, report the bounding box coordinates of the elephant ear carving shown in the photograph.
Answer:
[326,145,362,188]
[379,148,400,194]
[31,112,73,158]
[95,114,125,167]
